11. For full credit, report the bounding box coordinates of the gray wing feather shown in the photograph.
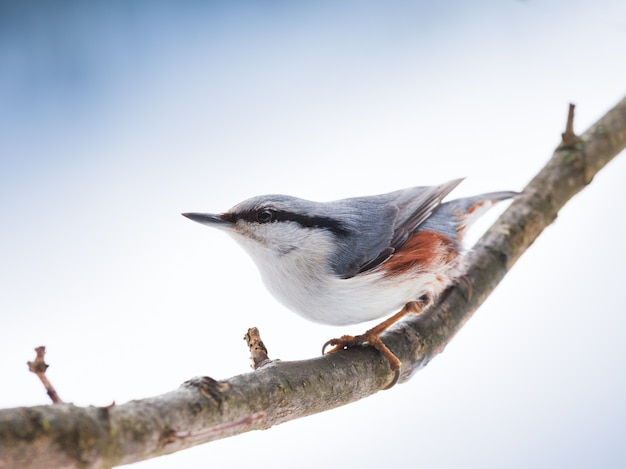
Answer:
[330,179,463,278]
[386,178,463,249]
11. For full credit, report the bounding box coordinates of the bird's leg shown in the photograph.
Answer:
[322,297,428,389]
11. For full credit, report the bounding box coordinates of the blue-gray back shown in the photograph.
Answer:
[327,184,516,278]
[323,179,463,278]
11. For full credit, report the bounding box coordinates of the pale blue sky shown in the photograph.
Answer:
[1,1,625,468]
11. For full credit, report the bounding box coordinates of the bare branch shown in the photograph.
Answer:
[1,96,625,468]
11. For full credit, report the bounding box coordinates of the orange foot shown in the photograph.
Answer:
[323,331,402,389]
[321,299,427,390]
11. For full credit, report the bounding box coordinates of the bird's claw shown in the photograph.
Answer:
[321,333,401,389]
[321,334,362,355]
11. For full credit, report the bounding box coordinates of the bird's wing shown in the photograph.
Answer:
[334,179,462,278]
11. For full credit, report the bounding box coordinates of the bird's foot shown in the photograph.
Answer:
[321,302,426,390]
[322,331,401,390]
[321,334,363,354]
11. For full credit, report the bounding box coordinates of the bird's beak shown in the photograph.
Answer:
[182,212,233,229]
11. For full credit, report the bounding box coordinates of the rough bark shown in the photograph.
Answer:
[1,96,625,469]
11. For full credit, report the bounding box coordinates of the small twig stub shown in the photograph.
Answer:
[244,327,271,369]
[560,103,583,148]
[27,346,63,404]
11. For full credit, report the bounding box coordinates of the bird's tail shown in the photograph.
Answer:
[420,190,518,242]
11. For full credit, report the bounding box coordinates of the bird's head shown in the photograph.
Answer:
[183,195,349,260]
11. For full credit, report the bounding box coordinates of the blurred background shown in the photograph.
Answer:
[1,1,625,468]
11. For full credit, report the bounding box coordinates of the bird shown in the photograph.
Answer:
[183,179,517,388]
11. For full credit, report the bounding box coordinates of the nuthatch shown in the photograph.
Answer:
[183,179,516,388]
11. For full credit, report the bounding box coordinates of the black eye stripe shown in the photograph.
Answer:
[275,211,349,236]
[231,209,349,236]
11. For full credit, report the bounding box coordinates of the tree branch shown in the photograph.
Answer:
[1,96,625,469]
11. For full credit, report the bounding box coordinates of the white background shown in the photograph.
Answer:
[1,1,626,468]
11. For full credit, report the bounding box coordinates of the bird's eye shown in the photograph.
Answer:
[257,209,275,223]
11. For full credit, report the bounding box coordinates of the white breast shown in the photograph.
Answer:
[229,228,463,326]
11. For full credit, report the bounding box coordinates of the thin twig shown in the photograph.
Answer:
[27,346,63,404]
[560,103,582,148]
[244,327,271,369]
